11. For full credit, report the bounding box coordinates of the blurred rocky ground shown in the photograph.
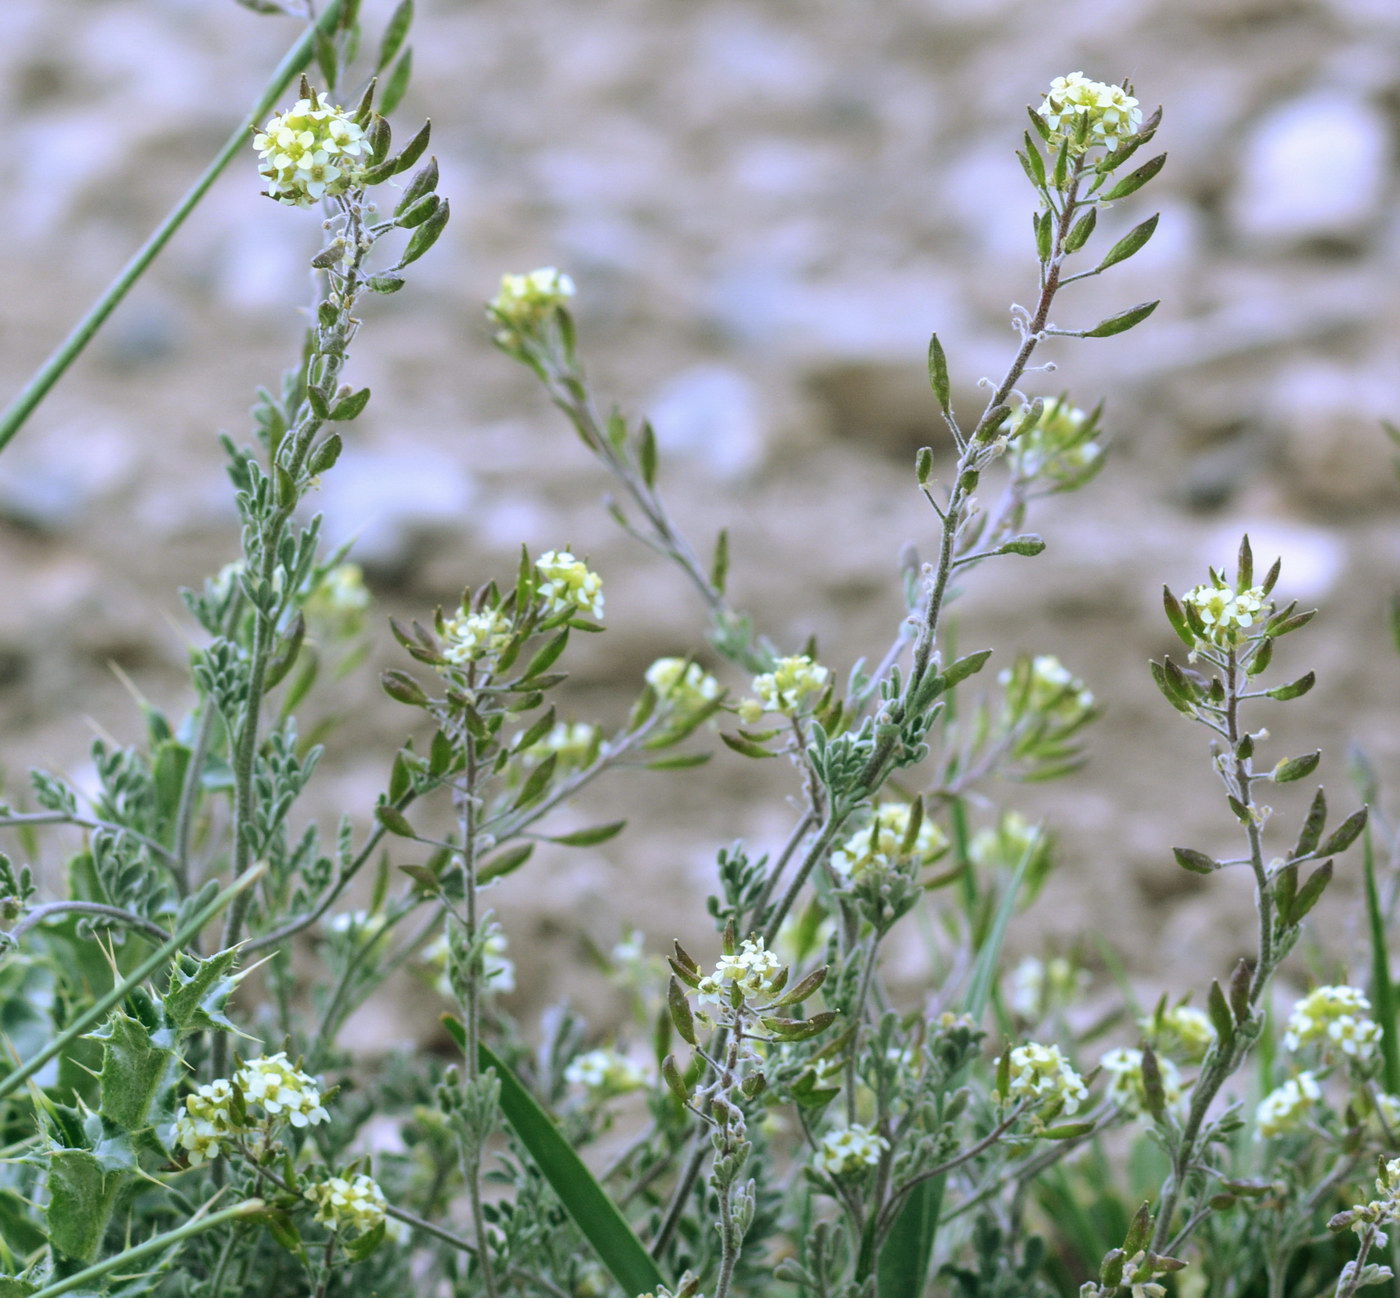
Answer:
[2,0,1399,1047]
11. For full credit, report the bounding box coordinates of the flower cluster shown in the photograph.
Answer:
[1099,1048,1183,1117]
[565,1048,649,1096]
[536,550,605,621]
[1008,955,1088,1020]
[813,1124,888,1179]
[1255,1072,1322,1140]
[252,93,368,207]
[696,937,783,1009]
[1329,1158,1400,1247]
[488,267,576,334]
[646,657,722,713]
[830,802,946,885]
[1007,398,1103,486]
[522,720,600,772]
[740,655,828,722]
[306,563,370,634]
[998,1041,1089,1116]
[441,608,512,666]
[172,1054,329,1166]
[172,1078,242,1167]
[1142,1004,1216,1064]
[1181,581,1268,649]
[1037,73,1142,155]
[305,1172,388,1235]
[1284,984,1381,1062]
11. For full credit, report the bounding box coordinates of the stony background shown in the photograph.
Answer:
[2,0,1400,1043]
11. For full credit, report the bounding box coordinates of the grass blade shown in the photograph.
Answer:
[1362,825,1399,1093]
[442,1018,665,1295]
[0,0,346,454]
[878,830,1039,1295]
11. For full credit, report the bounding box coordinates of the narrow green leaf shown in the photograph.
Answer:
[1288,860,1333,924]
[1266,671,1315,702]
[721,732,777,760]
[546,820,627,848]
[943,648,992,689]
[1083,300,1159,338]
[1273,751,1321,784]
[376,805,416,838]
[1362,826,1400,1092]
[391,118,431,176]
[511,751,557,810]
[1172,846,1217,875]
[380,48,414,117]
[710,529,729,595]
[639,420,658,488]
[1101,152,1167,201]
[1064,205,1097,253]
[478,842,534,884]
[1034,209,1052,263]
[399,197,449,267]
[442,1022,666,1296]
[1294,787,1327,858]
[1095,212,1158,272]
[376,0,413,71]
[1318,806,1368,858]
[314,28,338,89]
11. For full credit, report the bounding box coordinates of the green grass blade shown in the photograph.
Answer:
[1362,825,1399,1093]
[0,1,346,455]
[878,831,1038,1296]
[441,1018,665,1295]
[0,867,260,1103]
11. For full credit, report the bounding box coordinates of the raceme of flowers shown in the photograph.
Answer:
[1000,654,1095,721]
[696,937,784,1009]
[830,802,947,885]
[1007,955,1089,1020]
[305,1172,389,1235]
[564,1048,649,1096]
[740,655,828,722]
[1143,1004,1216,1064]
[813,1123,889,1179]
[536,550,605,621]
[424,922,516,997]
[1284,984,1381,1061]
[645,657,722,714]
[441,608,512,666]
[999,1041,1089,1116]
[523,720,600,772]
[173,1054,329,1166]
[1182,581,1269,649]
[1036,72,1143,155]
[1007,398,1102,484]
[252,93,367,207]
[1255,1072,1322,1140]
[488,266,576,333]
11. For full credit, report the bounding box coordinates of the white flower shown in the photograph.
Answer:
[307,563,370,624]
[831,803,946,885]
[173,1078,242,1166]
[813,1124,888,1178]
[305,1172,388,1234]
[488,267,576,332]
[1036,73,1143,155]
[1255,1071,1322,1139]
[1000,655,1094,718]
[744,655,829,720]
[564,1048,648,1095]
[1099,1047,1183,1117]
[234,1053,330,1129]
[645,657,721,712]
[1284,985,1381,1061]
[1182,582,1270,648]
[1007,955,1088,1020]
[441,608,512,666]
[1143,1004,1216,1064]
[696,937,783,1008]
[1005,398,1102,483]
[536,550,604,621]
[253,93,367,207]
[999,1041,1089,1115]
[424,922,516,997]
[522,721,599,772]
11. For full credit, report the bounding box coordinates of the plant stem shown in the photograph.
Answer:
[0,1,346,454]
[9,900,174,946]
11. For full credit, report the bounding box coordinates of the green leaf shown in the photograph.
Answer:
[1100,152,1167,201]
[314,28,338,89]
[710,529,729,595]
[1083,300,1159,338]
[943,648,992,689]
[1288,860,1333,924]
[376,0,413,71]
[511,751,557,811]
[1064,205,1097,253]
[1033,209,1052,263]
[1019,136,1047,190]
[1362,825,1400,1092]
[646,752,712,770]
[89,1011,175,1131]
[546,820,626,848]
[927,334,951,415]
[479,841,534,884]
[721,732,777,760]
[1207,979,1234,1046]
[328,387,370,421]
[308,432,343,475]
[522,631,569,680]
[639,420,658,488]
[45,1149,123,1264]
[1294,787,1327,858]
[381,48,414,117]
[668,977,697,1046]
[442,1022,666,1296]
[376,804,416,838]
[163,949,243,1033]
[1095,212,1158,272]
[391,118,431,176]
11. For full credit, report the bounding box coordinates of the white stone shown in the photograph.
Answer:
[1231,91,1390,244]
